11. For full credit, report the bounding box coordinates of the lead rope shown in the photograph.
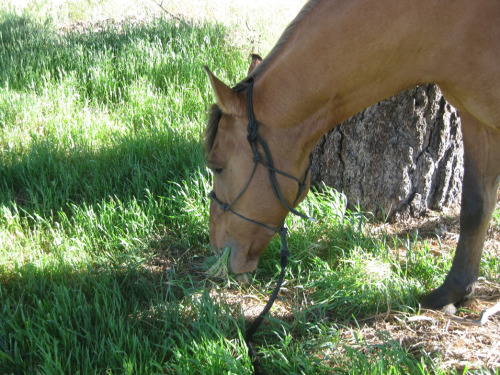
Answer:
[245,227,289,375]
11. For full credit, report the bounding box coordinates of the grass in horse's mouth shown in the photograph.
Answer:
[205,246,232,279]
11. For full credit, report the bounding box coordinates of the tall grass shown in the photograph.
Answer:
[0,4,498,374]
[0,9,250,374]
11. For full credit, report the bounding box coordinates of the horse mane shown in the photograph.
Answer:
[233,0,321,93]
[204,0,321,155]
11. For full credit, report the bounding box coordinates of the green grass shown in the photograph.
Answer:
[0,3,499,374]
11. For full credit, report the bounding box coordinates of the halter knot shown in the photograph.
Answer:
[247,123,259,139]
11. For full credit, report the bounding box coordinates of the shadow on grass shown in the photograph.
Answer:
[0,12,229,296]
[0,11,235,220]
[0,132,204,215]
[0,257,250,374]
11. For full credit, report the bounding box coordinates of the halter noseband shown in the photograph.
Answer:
[208,78,314,374]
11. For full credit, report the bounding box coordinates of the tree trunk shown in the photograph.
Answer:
[310,84,464,221]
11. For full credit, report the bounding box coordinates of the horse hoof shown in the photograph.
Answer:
[420,286,460,313]
[420,275,477,313]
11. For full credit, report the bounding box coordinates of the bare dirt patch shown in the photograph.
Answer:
[343,281,500,371]
[353,202,500,371]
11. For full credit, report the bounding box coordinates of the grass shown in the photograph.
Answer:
[0,1,499,374]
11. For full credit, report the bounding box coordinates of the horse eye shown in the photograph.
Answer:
[211,167,224,175]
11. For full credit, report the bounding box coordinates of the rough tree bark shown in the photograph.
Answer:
[310,84,464,221]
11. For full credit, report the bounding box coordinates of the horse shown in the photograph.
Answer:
[204,0,500,313]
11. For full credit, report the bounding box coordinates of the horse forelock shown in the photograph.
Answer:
[204,104,223,156]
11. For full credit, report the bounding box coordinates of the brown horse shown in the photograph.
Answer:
[204,0,500,313]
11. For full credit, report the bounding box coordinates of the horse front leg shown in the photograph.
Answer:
[421,112,500,313]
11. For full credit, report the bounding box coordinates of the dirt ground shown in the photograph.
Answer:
[367,203,500,371]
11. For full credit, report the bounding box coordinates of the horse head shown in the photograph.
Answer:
[204,56,310,273]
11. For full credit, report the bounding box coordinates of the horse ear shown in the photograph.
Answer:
[247,54,262,75]
[204,66,239,115]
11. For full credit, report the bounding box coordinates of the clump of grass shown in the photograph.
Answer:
[204,246,231,279]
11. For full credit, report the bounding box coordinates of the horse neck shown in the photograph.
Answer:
[252,0,453,159]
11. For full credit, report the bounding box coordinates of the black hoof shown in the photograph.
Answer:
[421,288,453,311]
[421,281,473,313]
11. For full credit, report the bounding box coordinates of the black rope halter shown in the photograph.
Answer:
[208,78,314,374]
